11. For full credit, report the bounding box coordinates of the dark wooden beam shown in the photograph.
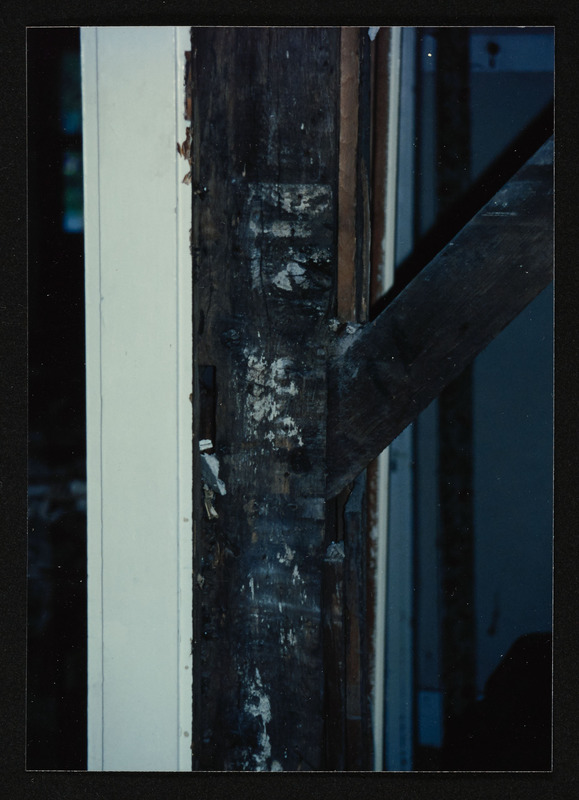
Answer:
[326,135,553,499]
[191,27,340,771]
[337,27,360,321]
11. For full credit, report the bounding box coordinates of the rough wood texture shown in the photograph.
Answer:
[343,474,372,769]
[327,136,553,498]
[191,27,340,771]
[337,27,360,321]
[337,27,372,324]
[322,534,346,769]
[328,27,374,768]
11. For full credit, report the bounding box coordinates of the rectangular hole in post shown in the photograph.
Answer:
[199,365,216,447]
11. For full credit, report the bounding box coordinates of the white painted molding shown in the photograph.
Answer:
[370,26,401,773]
[82,26,193,771]
[371,26,416,771]
[383,27,416,772]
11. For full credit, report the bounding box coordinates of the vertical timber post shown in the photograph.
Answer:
[326,26,374,771]
[190,27,340,771]
[342,27,374,770]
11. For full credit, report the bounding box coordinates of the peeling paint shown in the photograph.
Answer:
[280,624,298,650]
[201,452,226,495]
[277,543,295,565]
[249,576,255,601]
[279,417,303,445]
[244,668,273,771]
[242,183,333,290]
[272,261,309,292]
[292,564,303,585]
[243,350,304,447]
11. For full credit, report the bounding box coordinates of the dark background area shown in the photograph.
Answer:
[27,26,87,770]
[405,26,554,771]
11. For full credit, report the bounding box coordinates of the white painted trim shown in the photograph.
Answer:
[383,27,416,772]
[81,26,104,769]
[371,448,390,771]
[174,25,194,771]
[371,25,401,772]
[82,26,193,771]
[381,26,402,292]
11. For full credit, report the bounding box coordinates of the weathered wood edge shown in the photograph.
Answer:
[326,135,554,499]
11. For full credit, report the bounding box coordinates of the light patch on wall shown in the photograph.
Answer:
[244,350,304,447]
[242,182,332,291]
[244,668,273,771]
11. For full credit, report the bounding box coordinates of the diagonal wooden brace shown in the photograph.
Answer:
[326,136,553,498]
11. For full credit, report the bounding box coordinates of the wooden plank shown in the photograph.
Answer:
[190,27,340,771]
[355,30,373,324]
[337,27,360,321]
[333,26,374,768]
[343,474,372,769]
[326,135,553,498]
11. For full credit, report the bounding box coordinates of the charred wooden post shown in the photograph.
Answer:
[190,27,340,771]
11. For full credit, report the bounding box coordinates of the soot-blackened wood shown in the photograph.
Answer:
[343,473,372,769]
[337,27,360,322]
[191,28,340,771]
[322,533,346,770]
[331,27,374,769]
[327,136,553,498]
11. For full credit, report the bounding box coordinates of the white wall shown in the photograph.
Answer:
[82,26,193,771]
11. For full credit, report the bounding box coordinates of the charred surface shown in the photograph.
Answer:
[191,27,340,771]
